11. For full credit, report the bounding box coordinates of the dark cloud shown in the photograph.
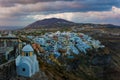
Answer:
[0,0,119,12]
[0,0,74,7]
[0,0,120,26]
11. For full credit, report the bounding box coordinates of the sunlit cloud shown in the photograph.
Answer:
[0,0,119,26]
[27,6,120,25]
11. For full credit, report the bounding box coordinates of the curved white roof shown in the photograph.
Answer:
[22,44,34,52]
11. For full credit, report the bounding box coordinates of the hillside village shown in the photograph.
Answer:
[0,28,118,80]
[0,0,120,79]
[0,18,120,80]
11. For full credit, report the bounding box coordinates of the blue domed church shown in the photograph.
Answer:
[16,44,39,77]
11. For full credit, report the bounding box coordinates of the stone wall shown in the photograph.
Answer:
[0,60,16,80]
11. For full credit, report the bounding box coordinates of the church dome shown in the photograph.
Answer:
[22,44,34,52]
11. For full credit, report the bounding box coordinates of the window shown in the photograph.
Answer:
[30,52,33,56]
[26,52,29,56]
[22,68,25,71]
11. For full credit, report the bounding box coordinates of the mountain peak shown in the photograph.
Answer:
[25,18,75,29]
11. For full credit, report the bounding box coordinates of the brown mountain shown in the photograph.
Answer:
[25,18,75,29]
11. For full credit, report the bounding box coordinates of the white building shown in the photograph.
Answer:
[16,44,39,77]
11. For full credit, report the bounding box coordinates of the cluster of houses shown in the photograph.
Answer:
[33,31,104,57]
[0,31,105,78]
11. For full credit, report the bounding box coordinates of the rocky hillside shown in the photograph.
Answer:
[25,18,75,29]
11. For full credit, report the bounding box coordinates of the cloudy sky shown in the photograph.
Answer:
[0,0,120,27]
